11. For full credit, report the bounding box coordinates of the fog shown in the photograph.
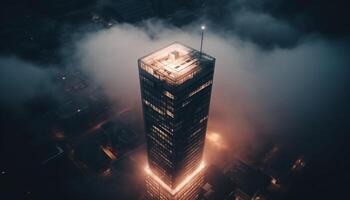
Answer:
[1,1,349,199]
[0,0,348,168]
[72,20,349,165]
[1,18,348,166]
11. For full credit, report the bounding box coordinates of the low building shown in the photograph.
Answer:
[100,120,139,150]
[74,136,112,174]
[225,159,272,200]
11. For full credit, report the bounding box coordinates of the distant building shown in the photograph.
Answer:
[138,42,216,199]
[100,120,139,149]
[74,137,112,173]
[225,159,272,200]
[199,165,234,200]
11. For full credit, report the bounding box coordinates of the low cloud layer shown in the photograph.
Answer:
[1,2,349,199]
[232,10,301,47]
[73,21,350,164]
[1,17,348,164]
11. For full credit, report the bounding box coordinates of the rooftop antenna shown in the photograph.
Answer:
[200,24,206,57]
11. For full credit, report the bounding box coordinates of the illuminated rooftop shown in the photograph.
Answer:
[139,42,214,85]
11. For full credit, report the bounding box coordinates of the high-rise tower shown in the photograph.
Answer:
[138,42,215,200]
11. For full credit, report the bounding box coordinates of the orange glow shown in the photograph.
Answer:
[117,106,131,115]
[53,130,65,140]
[144,162,205,195]
[292,158,306,170]
[271,177,278,185]
[101,168,112,177]
[206,132,227,150]
[86,106,130,134]
[86,119,109,135]
[207,132,220,143]
[101,146,117,161]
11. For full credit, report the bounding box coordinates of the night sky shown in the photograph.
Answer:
[1,0,349,200]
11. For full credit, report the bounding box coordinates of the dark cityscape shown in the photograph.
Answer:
[0,0,349,200]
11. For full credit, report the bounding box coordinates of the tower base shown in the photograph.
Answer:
[145,168,204,200]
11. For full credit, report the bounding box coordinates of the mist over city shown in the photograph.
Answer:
[1,0,349,200]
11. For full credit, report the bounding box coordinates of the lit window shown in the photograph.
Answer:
[182,100,191,107]
[189,80,212,97]
[200,116,208,123]
[166,110,174,118]
[164,91,174,99]
[143,100,164,115]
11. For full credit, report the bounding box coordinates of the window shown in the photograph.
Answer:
[200,116,208,123]
[164,91,175,99]
[189,80,212,97]
[144,100,164,115]
[166,110,174,118]
[182,100,191,107]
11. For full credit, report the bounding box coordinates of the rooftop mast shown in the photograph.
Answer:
[200,25,206,56]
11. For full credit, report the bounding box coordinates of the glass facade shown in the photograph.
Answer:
[138,42,215,200]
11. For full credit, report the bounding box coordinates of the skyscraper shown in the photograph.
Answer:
[138,42,215,200]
